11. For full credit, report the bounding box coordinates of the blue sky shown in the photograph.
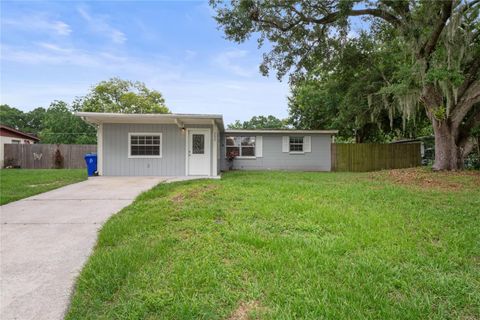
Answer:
[0,0,290,125]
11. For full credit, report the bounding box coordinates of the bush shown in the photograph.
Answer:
[54,148,64,169]
[3,157,20,169]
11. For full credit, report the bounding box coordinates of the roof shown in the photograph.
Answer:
[0,125,40,141]
[225,129,338,134]
[76,112,225,132]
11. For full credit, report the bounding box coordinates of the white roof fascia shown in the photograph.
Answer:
[75,112,225,131]
[225,129,338,134]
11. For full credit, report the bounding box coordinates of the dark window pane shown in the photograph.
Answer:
[131,144,160,156]
[192,134,205,154]
[226,136,238,146]
[290,144,303,152]
[289,137,303,144]
[226,147,240,157]
[149,146,160,155]
[241,136,255,146]
[241,147,255,156]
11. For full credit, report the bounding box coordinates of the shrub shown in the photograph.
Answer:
[54,148,64,169]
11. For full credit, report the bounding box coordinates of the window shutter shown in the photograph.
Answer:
[304,136,311,152]
[282,136,289,152]
[256,136,263,157]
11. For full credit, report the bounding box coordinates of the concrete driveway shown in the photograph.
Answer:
[0,177,166,320]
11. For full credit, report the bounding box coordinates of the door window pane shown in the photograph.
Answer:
[192,134,205,154]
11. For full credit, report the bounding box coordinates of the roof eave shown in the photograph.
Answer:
[75,112,225,132]
[0,125,40,141]
[224,129,339,134]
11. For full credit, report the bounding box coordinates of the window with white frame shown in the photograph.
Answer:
[289,136,304,152]
[226,136,255,157]
[129,133,162,157]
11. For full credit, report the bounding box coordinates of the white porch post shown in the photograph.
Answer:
[212,121,218,176]
[97,123,103,176]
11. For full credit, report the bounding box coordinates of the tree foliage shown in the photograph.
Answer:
[211,0,480,170]
[0,103,96,144]
[0,104,31,131]
[74,77,170,114]
[228,115,287,129]
[39,101,96,144]
[288,33,432,142]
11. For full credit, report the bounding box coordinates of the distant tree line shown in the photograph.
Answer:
[0,102,96,144]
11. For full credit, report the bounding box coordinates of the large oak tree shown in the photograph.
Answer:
[211,0,480,170]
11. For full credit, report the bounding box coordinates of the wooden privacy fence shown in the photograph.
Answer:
[4,144,97,169]
[332,143,421,172]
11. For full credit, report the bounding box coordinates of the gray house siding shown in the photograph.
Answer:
[220,133,332,171]
[102,123,215,176]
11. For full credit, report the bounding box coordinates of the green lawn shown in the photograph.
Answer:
[66,170,480,319]
[0,169,87,205]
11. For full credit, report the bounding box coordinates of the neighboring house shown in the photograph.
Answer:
[76,112,337,177]
[0,125,40,168]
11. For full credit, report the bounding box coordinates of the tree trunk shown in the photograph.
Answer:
[432,119,463,170]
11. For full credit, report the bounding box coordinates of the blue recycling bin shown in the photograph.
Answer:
[84,153,97,176]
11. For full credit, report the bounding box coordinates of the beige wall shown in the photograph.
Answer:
[1,136,36,168]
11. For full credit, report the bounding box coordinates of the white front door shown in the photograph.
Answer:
[187,129,211,176]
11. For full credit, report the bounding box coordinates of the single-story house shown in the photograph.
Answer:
[1,125,40,168]
[76,112,337,177]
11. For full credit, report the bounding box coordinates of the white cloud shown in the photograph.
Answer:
[185,50,197,61]
[36,42,73,53]
[77,6,126,44]
[2,13,71,36]
[52,21,71,36]
[213,50,256,77]
[2,44,101,66]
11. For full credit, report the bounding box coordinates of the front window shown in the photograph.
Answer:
[289,136,304,152]
[129,133,161,157]
[226,136,255,157]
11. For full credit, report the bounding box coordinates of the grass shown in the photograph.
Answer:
[66,169,480,319]
[0,169,87,205]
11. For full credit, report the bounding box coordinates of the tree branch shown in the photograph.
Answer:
[418,0,453,60]
[461,137,478,157]
[455,106,479,154]
[452,80,480,127]
[254,7,402,31]
[458,57,480,101]
[309,8,402,27]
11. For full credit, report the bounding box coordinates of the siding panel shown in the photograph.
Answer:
[103,123,216,176]
[220,133,332,171]
[103,123,187,176]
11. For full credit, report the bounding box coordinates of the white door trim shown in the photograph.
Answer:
[185,128,211,176]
